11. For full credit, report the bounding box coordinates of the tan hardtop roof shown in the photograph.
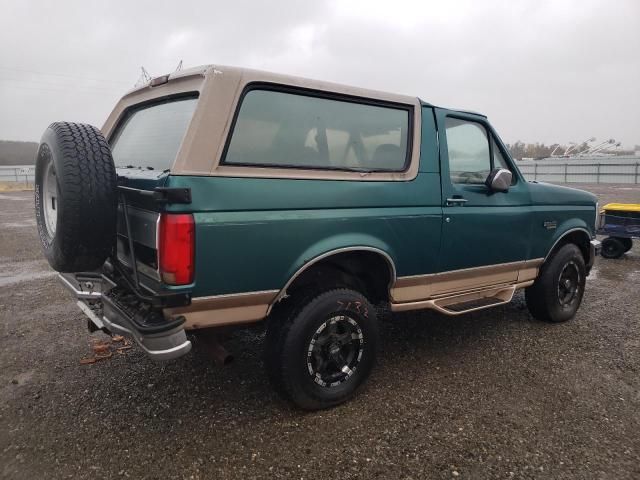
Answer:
[104,64,424,180]
[122,64,420,105]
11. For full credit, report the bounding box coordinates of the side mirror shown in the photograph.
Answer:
[485,168,512,192]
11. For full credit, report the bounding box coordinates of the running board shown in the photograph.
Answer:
[391,284,518,316]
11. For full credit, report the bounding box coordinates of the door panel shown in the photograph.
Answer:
[436,109,533,272]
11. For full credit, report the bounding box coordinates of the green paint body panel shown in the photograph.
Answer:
[165,173,443,296]
[434,107,597,270]
[527,182,598,259]
[435,108,533,269]
[122,106,598,298]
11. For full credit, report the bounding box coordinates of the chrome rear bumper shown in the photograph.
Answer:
[58,273,191,361]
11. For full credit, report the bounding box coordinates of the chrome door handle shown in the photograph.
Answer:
[446,197,468,206]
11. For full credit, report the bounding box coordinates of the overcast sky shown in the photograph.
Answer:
[1,0,639,148]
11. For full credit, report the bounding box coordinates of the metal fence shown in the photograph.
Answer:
[0,165,35,185]
[517,156,640,184]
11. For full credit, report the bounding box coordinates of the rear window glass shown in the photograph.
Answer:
[110,96,197,171]
[223,89,410,172]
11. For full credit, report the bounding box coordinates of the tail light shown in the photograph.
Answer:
[158,213,195,285]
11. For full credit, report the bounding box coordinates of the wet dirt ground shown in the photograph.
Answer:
[1,184,639,479]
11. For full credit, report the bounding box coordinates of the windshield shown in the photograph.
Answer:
[110,96,198,171]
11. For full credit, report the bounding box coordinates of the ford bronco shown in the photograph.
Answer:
[35,65,600,409]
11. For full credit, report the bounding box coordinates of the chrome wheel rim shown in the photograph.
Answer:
[307,315,364,388]
[42,158,58,237]
[558,261,580,306]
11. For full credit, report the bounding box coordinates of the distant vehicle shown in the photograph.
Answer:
[598,203,639,258]
[35,65,600,409]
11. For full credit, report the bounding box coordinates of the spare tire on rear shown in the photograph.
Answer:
[35,122,117,272]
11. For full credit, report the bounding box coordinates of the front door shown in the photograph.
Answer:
[436,109,532,275]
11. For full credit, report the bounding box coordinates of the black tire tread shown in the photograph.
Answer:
[525,243,585,323]
[35,122,117,272]
[264,289,317,398]
[265,288,378,410]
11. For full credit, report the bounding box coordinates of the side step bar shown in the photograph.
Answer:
[391,282,529,316]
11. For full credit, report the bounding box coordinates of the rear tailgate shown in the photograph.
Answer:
[115,169,166,284]
[113,170,194,304]
[107,91,199,298]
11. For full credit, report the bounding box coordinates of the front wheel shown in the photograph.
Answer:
[525,244,586,323]
[265,288,379,410]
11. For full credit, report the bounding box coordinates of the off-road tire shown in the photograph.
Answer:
[35,122,117,272]
[525,243,586,323]
[601,237,625,259]
[265,288,379,410]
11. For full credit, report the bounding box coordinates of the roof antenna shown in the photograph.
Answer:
[174,60,183,72]
[135,66,152,87]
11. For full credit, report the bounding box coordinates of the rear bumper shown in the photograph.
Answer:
[58,273,191,361]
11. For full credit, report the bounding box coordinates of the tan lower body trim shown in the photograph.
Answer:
[390,258,543,305]
[165,259,544,328]
[165,290,278,330]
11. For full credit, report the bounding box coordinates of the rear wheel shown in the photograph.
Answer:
[265,288,379,410]
[601,237,625,259]
[619,237,633,253]
[525,243,586,323]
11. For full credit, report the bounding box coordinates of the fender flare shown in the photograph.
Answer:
[267,246,397,313]
[543,227,592,263]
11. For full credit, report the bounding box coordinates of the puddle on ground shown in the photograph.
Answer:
[627,269,640,281]
[0,194,29,201]
[11,370,35,386]
[3,220,36,228]
[0,260,56,287]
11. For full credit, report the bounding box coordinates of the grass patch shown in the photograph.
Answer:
[0,181,33,192]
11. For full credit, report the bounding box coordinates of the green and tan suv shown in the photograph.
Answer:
[35,65,600,409]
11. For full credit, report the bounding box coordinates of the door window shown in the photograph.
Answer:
[445,117,516,185]
[445,117,491,184]
[491,137,516,185]
[492,138,508,169]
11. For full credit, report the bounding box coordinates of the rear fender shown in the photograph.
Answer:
[273,234,397,304]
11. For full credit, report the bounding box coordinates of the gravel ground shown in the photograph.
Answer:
[1,184,639,479]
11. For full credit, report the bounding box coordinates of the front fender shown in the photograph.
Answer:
[549,216,592,246]
[530,206,595,260]
[540,220,593,269]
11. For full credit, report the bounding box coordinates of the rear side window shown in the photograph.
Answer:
[110,96,198,171]
[223,89,410,172]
